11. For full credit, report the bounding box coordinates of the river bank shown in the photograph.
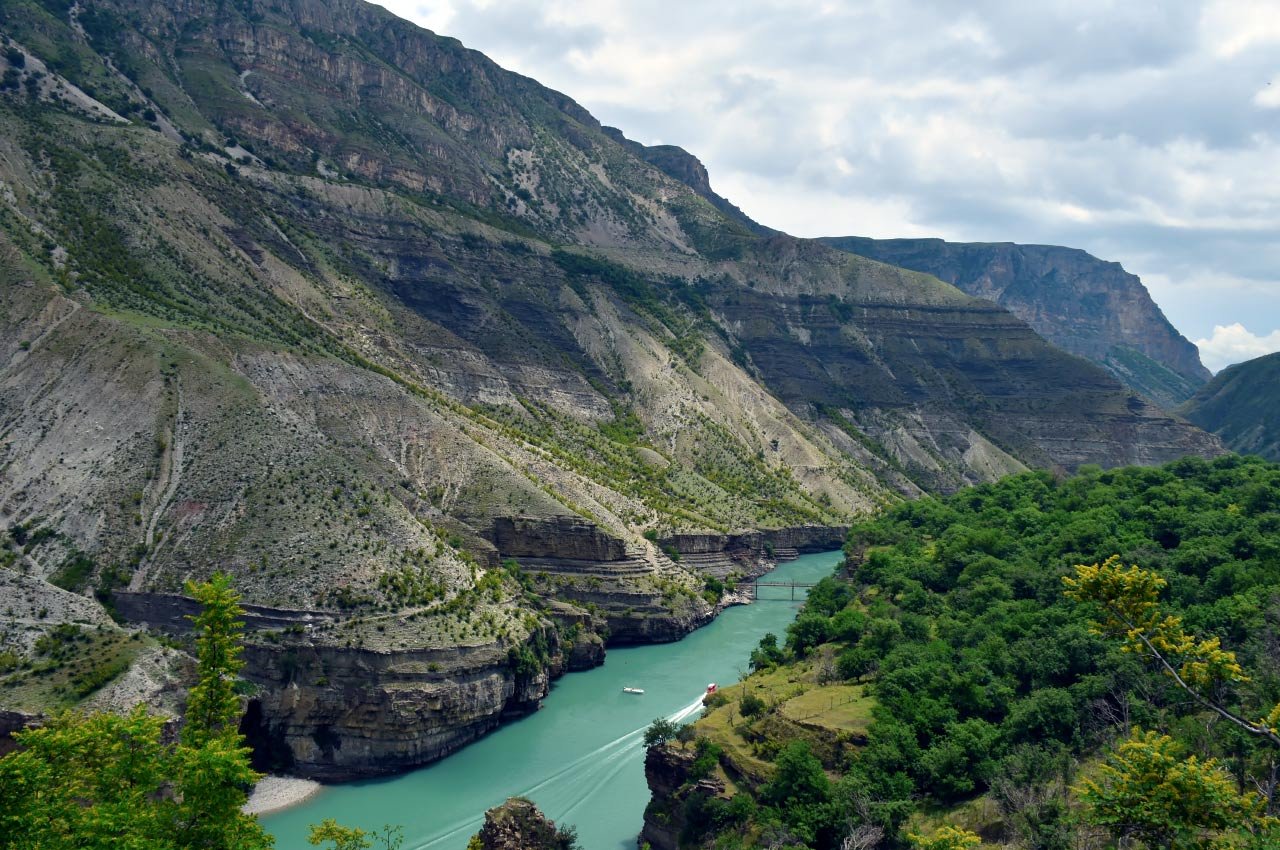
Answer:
[244,776,323,815]
[261,550,843,850]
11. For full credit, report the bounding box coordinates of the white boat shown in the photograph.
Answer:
[622,686,645,694]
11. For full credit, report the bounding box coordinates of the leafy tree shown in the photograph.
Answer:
[307,820,402,850]
[827,607,867,643]
[0,575,271,850]
[1077,729,1273,849]
[907,825,981,850]
[920,718,1001,800]
[309,819,372,850]
[1065,557,1280,746]
[785,612,830,658]
[1004,687,1077,744]
[836,645,876,681]
[689,737,723,781]
[184,573,248,746]
[644,717,679,747]
[990,744,1075,850]
[0,706,171,849]
[739,691,766,718]
[553,822,580,850]
[761,741,830,809]
[750,632,785,670]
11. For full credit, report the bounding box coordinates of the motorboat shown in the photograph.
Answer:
[622,686,645,694]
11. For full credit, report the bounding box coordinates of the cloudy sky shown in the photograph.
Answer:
[381,0,1280,371]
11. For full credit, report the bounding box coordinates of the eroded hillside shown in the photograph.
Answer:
[0,0,1221,777]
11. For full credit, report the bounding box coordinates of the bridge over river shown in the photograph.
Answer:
[750,580,817,600]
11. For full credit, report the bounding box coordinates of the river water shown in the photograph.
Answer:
[263,549,843,850]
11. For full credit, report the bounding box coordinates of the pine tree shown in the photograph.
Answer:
[0,574,272,850]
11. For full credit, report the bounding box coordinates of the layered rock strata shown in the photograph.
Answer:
[822,237,1210,407]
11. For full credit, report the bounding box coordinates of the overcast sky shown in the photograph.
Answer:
[382,0,1280,372]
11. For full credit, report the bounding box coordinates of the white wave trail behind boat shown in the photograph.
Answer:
[409,696,706,849]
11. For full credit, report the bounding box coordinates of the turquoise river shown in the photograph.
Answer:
[264,549,843,850]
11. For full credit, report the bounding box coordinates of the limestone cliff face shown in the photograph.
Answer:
[1179,352,1280,461]
[113,588,604,780]
[641,744,727,850]
[659,526,849,578]
[822,237,1211,408]
[238,640,550,781]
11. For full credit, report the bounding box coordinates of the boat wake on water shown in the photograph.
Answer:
[407,695,708,849]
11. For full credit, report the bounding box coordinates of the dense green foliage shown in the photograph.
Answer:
[0,575,271,850]
[687,455,1280,849]
[842,455,1280,810]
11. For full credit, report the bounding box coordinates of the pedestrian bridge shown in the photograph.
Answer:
[750,580,817,600]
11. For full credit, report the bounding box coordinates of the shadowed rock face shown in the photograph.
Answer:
[821,237,1210,408]
[0,0,1221,779]
[1180,352,1280,461]
[641,744,725,850]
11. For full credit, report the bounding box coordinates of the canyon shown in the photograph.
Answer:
[0,0,1221,781]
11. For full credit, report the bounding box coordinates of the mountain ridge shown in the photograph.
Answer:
[0,0,1221,779]
[820,236,1211,408]
[1179,351,1280,461]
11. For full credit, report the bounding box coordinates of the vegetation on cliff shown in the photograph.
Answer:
[820,237,1210,408]
[652,454,1280,848]
[466,797,580,850]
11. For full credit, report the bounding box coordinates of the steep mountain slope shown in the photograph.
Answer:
[1179,352,1280,460]
[821,237,1211,408]
[0,0,1220,777]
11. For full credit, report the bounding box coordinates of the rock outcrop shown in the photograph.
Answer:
[659,526,849,578]
[470,797,574,850]
[111,585,606,780]
[822,237,1211,408]
[238,639,552,780]
[641,744,727,850]
[0,709,40,758]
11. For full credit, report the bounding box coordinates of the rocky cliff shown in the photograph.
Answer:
[640,743,728,850]
[469,797,576,850]
[822,237,1211,408]
[1179,352,1280,461]
[0,0,1220,778]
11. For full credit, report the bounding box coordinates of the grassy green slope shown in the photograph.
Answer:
[665,454,1280,848]
[1180,353,1280,461]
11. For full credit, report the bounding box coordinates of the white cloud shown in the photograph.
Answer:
[1202,0,1280,57]
[380,0,1280,347]
[1195,323,1280,371]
